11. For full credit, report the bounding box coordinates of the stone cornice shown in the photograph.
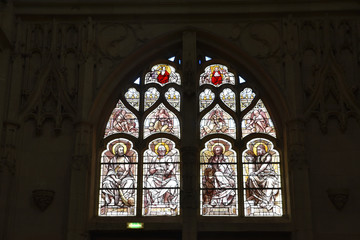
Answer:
[12,0,360,17]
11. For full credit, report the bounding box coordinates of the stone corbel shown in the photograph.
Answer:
[32,189,55,211]
[327,188,349,211]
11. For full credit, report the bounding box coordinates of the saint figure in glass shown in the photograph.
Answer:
[143,138,180,216]
[99,139,137,216]
[145,64,181,86]
[104,100,139,138]
[200,105,236,139]
[200,139,238,216]
[243,138,282,216]
[242,100,276,138]
[200,64,235,87]
[144,104,180,138]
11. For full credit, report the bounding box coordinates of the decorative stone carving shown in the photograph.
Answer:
[21,58,76,134]
[97,24,147,59]
[327,188,349,211]
[71,123,92,171]
[287,120,308,170]
[0,122,19,175]
[305,52,360,133]
[32,189,55,211]
[236,22,281,59]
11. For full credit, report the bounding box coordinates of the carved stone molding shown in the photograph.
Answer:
[286,120,308,170]
[305,52,360,133]
[0,122,19,175]
[71,123,92,171]
[32,189,55,211]
[21,57,76,134]
[327,188,349,211]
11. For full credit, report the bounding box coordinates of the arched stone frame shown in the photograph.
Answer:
[68,29,308,240]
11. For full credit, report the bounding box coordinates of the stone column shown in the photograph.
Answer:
[0,4,18,239]
[181,31,198,240]
[287,120,313,240]
[67,17,95,240]
[282,15,313,240]
[67,122,92,240]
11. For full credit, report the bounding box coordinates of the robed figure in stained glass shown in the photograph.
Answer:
[157,66,170,84]
[149,108,174,134]
[245,142,280,211]
[100,141,137,216]
[211,66,223,85]
[143,140,180,216]
[201,140,237,216]
[203,144,236,207]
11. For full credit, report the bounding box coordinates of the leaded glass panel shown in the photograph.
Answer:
[165,87,181,111]
[242,138,283,217]
[200,64,235,87]
[145,64,181,86]
[144,103,180,138]
[143,138,180,216]
[104,100,139,138]
[240,88,256,111]
[125,88,140,111]
[220,88,236,111]
[241,100,276,138]
[199,89,215,112]
[99,139,138,216]
[200,138,238,216]
[200,104,236,139]
[144,87,160,111]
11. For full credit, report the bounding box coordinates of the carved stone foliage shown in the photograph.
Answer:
[96,23,147,59]
[21,59,76,134]
[305,53,360,133]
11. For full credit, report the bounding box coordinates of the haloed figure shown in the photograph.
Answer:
[144,143,179,210]
[102,143,135,210]
[204,145,236,207]
[246,143,279,210]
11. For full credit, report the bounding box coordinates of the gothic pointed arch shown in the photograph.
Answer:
[89,29,290,223]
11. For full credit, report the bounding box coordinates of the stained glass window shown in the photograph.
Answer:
[240,88,256,111]
[145,64,181,86]
[200,138,238,216]
[99,139,138,216]
[99,58,285,220]
[125,88,140,111]
[144,103,180,139]
[200,104,236,139]
[198,62,283,218]
[99,61,181,217]
[200,64,235,87]
[241,99,276,138]
[220,88,236,111]
[143,138,180,216]
[144,87,160,111]
[104,100,139,138]
[199,89,215,112]
[165,88,181,111]
[242,138,283,216]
